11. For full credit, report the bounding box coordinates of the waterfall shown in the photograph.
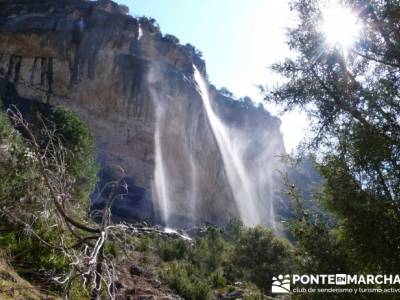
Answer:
[137,23,143,40]
[153,98,171,225]
[151,86,199,226]
[193,66,266,226]
[150,64,279,228]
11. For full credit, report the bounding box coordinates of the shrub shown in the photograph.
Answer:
[190,227,228,272]
[149,222,299,298]
[164,34,180,44]
[183,43,203,58]
[52,107,98,204]
[162,262,211,300]
[0,220,69,276]
[118,4,129,14]
[0,103,99,297]
[0,108,47,215]
[233,226,295,294]
[224,218,244,242]
[210,269,226,288]
[157,238,190,261]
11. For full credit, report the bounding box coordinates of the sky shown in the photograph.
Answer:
[117,0,308,152]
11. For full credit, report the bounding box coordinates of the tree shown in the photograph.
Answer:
[264,0,400,277]
[1,105,191,299]
[52,107,98,204]
[0,106,126,299]
[0,104,45,213]
[164,34,180,44]
[233,226,294,294]
[219,87,234,98]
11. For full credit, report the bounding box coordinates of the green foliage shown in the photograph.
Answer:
[0,220,69,276]
[135,234,153,253]
[138,16,160,35]
[225,218,244,242]
[318,157,400,273]
[190,227,227,272]
[219,87,234,98]
[0,106,67,290]
[265,0,400,298]
[104,240,121,258]
[52,107,99,203]
[0,103,98,213]
[0,106,13,139]
[233,226,294,293]
[162,262,211,300]
[209,269,226,288]
[183,43,203,58]
[287,188,351,275]
[164,34,180,44]
[139,223,294,299]
[157,238,190,261]
[0,102,98,297]
[0,108,46,213]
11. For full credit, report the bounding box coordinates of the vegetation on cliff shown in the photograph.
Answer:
[0,102,103,298]
[132,220,294,299]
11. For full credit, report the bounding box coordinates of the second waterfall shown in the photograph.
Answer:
[193,66,276,228]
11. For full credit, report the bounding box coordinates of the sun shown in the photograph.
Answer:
[320,3,361,50]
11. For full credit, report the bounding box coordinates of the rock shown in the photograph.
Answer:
[114,280,124,289]
[226,290,244,298]
[216,289,245,300]
[0,0,287,227]
[148,278,162,288]
[129,265,144,276]
[0,144,12,161]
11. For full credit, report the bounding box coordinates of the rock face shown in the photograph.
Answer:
[0,0,286,227]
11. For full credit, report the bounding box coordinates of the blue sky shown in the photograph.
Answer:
[117,0,307,152]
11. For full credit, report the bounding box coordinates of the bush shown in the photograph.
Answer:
[225,218,244,242]
[157,238,190,261]
[0,103,98,297]
[210,270,226,288]
[183,43,203,58]
[0,220,69,276]
[162,262,211,300]
[0,103,98,211]
[52,107,98,204]
[232,226,294,294]
[0,108,47,215]
[190,227,228,272]
[139,222,299,298]
[164,34,180,44]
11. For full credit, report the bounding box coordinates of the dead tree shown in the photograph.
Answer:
[6,107,189,299]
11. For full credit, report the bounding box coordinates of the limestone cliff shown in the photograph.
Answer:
[0,0,286,227]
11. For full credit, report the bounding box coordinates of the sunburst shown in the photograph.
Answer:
[320,2,361,50]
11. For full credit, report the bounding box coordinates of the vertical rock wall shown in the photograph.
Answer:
[0,0,286,226]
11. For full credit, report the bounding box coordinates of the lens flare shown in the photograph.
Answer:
[321,3,361,49]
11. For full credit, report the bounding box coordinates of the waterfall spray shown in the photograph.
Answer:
[193,66,263,226]
[150,63,280,228]
[137,23,143,40]
[151,84,200,226]
[153,97,171,225]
